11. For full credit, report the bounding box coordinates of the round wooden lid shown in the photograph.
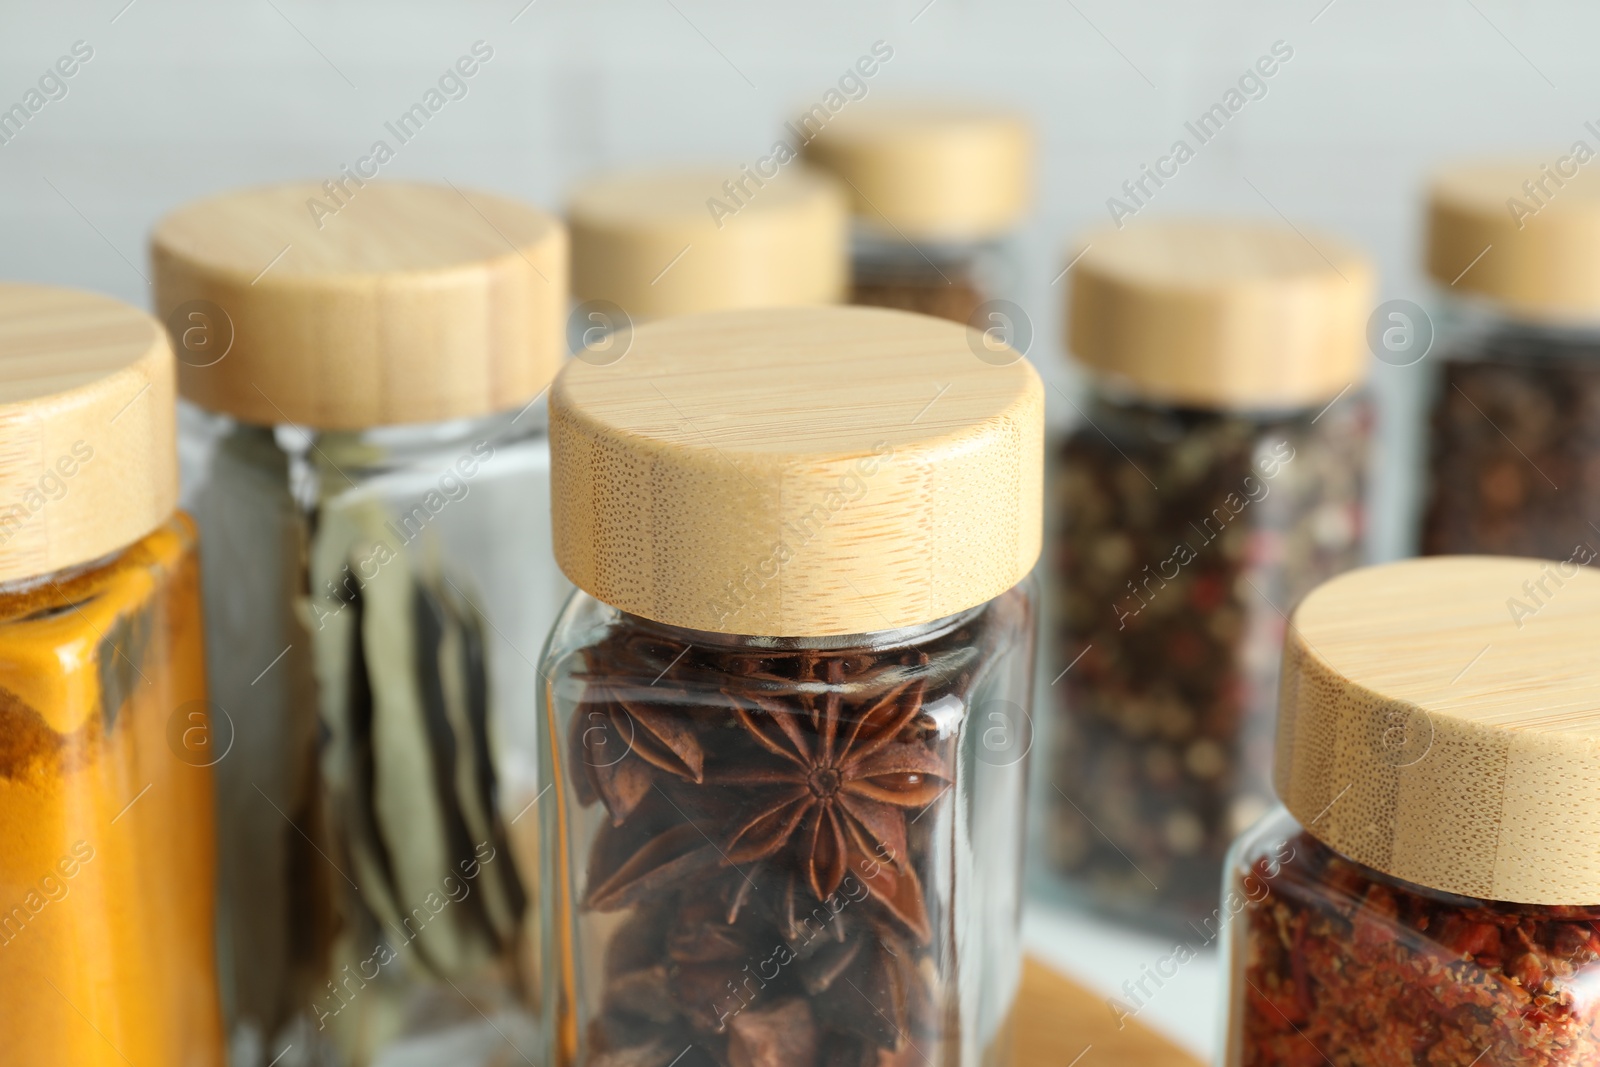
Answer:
[0,283,177,584]
[151,181,567,430]
[800,102,1032,241]
[551,305,1044,637]
[568,165,848,320]
[1427,160,1600,321]
[1067,219,1374,409]
[1277,556,1600,904]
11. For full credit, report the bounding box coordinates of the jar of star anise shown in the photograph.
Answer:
[1222,555,1600,1066]
[567,165,847,343]
[1420,162,1600,563]
[1041,220,1374,932]
[540,305,1043,1067]
[153,182,567,1067]
[800,102,1031,328]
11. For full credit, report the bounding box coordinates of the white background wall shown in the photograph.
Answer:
[3,1,1592,1055]
[2,0,1594,556]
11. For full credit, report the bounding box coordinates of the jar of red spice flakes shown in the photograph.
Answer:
[1040,220,1374,932]
[1420,162,1600,563]
[800,101,1032,327]
[538,306,1043,1067]
[1222,555,1600,1067]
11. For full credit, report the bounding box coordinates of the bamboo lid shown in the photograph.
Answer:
[1067,220,1374,409]
[1276,556,1600,905]
[151,181,567,430]
[568,166,848,320]
[551,305,1044,637]
[799,102,1032,242]
[1427,160,1600,320]
[0,283,177,584]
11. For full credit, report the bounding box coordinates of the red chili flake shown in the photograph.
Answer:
[1189,573,1227,613]
[1236,831,1600,1066]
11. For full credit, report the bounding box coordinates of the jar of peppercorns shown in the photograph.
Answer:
[153,181,567,1067]
[566,165,847,341]
[1040,220,1374,932]
[800,102,1031,327]
[539,305,1042,1067]
[1222,555,1600,1066]
[1420,162,1600,563]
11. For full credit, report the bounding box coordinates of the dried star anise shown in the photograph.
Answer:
[559,592,1031,1067]
[720,667,944,942]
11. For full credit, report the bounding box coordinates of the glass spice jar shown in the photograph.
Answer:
[538,306,1043,1067]
[800,103,1032,326]
[1420,162,1600,561]
[1221,556,1600,1066]
[151,182,568,1067]
[567,165,847,342]
[0,283,224,1066]
[1040,221,1374,932]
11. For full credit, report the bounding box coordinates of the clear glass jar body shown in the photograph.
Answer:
[180,400,567,1067]
[1420,298,1600,560]
[1221,805,1600,1065]
[0,515,225,1066]
[1039,386,1369,931]
[537,584,1037,1067]
[848,229,1014,326]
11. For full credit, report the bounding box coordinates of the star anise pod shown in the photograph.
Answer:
[570,681,707,825]
[720,662,947,943]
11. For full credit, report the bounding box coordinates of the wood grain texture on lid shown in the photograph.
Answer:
[800,102,1032,241]
[568,165,848,319]
[151,181,567,429]
[1067,219,1374,409]
[1428,160,1600,320]
[0,283,177,583]
[551,306,1044,637]
[1277,556,1600,904]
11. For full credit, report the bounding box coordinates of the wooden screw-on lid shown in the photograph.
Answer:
[1067,220,1374,410]
[0,283,177,584]
[1427,160,1600,320]
[151,181,567,430]
[568,166,848,320]
[551,306,1044,637]
[800,102,1032,242]
[1276,556,1600,905]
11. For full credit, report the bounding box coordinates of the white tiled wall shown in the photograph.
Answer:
[2,0,1592,551]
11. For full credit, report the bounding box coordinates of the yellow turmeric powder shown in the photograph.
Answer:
[0,516,223,1066]
[0,281,223,1067]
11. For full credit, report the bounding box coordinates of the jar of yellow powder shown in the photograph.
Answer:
[0,282,223,1066]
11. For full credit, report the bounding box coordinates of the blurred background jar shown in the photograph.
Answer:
[537,306,1042,1067]
[152,182,567,1067]
[800,101,1032,327]
[0,284,224,1066]
[1039,220,1374,932]
[566,164,847,351]
[1420,161,1600,562]
[1223,557,1600,1066]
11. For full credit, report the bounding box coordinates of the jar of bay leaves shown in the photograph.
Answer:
[152,182,567,1067]
[1222,557,1600,1066]
[0,283,224,1066]
[566,164,847,350]
[539,306,1042,1067]
[800,102,1031,328]
[1420,161,1600,562]
[1040,220,1374,931]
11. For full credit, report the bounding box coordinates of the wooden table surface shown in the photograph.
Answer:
[1016,957,1205,1067]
